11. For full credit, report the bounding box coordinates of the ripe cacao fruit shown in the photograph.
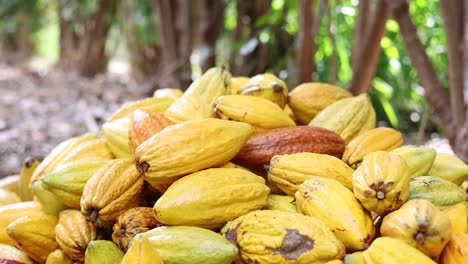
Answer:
[153,88,183,100]
[128,109,171,154]
[362,237,436,264]
[238,73,288,108]
[408,176,467,209]
[120,236,163,264]
[439,234,468,264]
[442,203,467,234]
[390,146,436,178]
[107,97,174,122]
[84,240,124,264]
[19,157,41,201]
[100,117,132,158]
[0,244,33,264]
[46,249,73,264]
[428,152,468,185]
[231,76,250,94]
[265,194,297,213]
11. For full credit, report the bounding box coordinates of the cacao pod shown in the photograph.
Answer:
[408,176,467,209]
[128,109,171,154]
[238,73,288,108]
[428,152,468,185]
[390,146,436,178]
[107,97,174,122]
[439,234,468,264]
[362,237,436,264]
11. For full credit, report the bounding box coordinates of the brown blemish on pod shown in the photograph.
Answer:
[267,229,314,260]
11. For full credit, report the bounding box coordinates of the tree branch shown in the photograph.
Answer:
[387,0,454,138]
[296,0,314,85]
[349,1,390,94]
[440,1,465,129]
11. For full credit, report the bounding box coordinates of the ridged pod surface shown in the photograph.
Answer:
[165,67,231,123]
[231,76,250,94]
[120,236,164,264]
[408,176,467,209]
[390,146,436,178]
[0,201,45,245]
[295,177,374,251]
[222,210,345,264]
[100,117,132,158]
[45,249,73,264]
[84,240,124,264]
[138,226,238,264]
[238,73,288,108]
[309,94,376,144]
[154,168,269,229]
[233,126,345,170]
[380,199,452,258]
[41,157,111,209]
[442,203,467,234]
[439,234,468,264]
[214,94,295,131]
[19,157,41,201]
[427,152,468,185]
[0,189,21,206]
[268,152,354,195]
[265,194,297,213]
[362,237,436,264]
[106,97,174,122]
[112,207,163,251]
[135,118,252,186]
[81,158,144,226]
[0,244,34,264]
[288,83,352,124]
[30,133,113,186]
[55,209,97,262]
[344,251,363,264]
[7,215,58,263]
[342,127,403,168]
[153,88,183,100]
[352,151,411,216]
[0,175,20,194]
[128,109,171,154]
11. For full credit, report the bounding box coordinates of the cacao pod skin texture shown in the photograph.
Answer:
[362,237,436,264]
[439,234,468,264]
[233,126,345,170]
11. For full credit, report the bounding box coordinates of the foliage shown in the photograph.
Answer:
[0,0,449,136]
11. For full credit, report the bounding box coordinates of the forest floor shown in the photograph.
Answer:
[0,62,149,176]
[0,63,453,177]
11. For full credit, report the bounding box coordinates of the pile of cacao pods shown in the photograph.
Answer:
[0,66,467,264]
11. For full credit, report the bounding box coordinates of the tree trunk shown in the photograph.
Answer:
[57,0,80,70]
[349,1,390,94]
[195,0,224,72]
[153,0,193,89]
[295,0,314,86]
[78,0,117,77]
[440,1,465,130]
[352,0,370,68]
[327,0,337,84]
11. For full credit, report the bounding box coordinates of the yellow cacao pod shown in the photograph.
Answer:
[223,210,345,264]
[288,82,352,124]
[309,94,376,143]
[0,244,34,264]
[214,94,295,131]
[154,168,269,229]
[19,157,41,201]
[46,249,72,264]
[128,109,171,154]
[296,177,375,251]
[30,133,113,186]
[106,97,174,122]
[390,146,436,178]
[55,209,97,262]
[268,152,354,195]
[342,127,403,168]
[442,203,467,234]
[0,189,21,206]
[120,236,164,264]
[352,151,411,215]
[344,251,363,264]
[231,76,250,94]
[135,118,252,186]
[139,226,238,264]
[0,201,45,245]
[32,181,69,216]
[0,175,20,195]
[41,157,111,209]
[439,234,468,264]
[238,73,288,108]
[265,194,297,213]
[362,237,436,264]
[100,117,132,158]
[428,152,468,185]
[165,67,231,123]
[408,176,467,209]
[153,88,183,100]
[7,215,58,263]
[84,240,124,264]
[112,207,163,252]
[380,199,452,258]
[81,158,144,226]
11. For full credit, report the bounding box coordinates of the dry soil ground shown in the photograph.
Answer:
[0,63,149,176]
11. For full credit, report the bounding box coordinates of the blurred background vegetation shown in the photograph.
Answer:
[0,0,466,160]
